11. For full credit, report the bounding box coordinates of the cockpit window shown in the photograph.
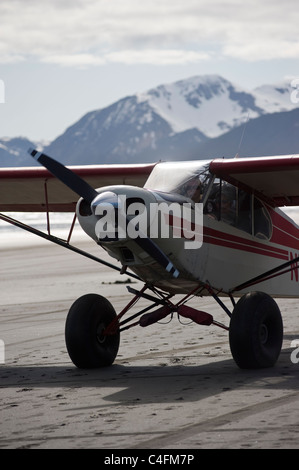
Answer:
[144,160,211,200]
[205,179,272,239]
[176,169,211,203]
[144,162,272,239]
[254,198,272,239]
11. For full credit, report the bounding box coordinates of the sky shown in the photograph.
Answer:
[0,0,298,143]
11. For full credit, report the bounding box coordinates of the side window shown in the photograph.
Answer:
[221,183,237,225]
[204,180,236,223]
[254,198,272,239]
[204,180,272,239]
[237,191,252,234]
[237,192,272,239]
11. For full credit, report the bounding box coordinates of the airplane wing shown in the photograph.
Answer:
[0,163,156,212]
[209,155,299,207]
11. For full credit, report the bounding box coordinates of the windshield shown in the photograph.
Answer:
[144,161,211,202]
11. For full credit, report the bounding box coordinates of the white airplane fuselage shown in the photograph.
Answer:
[77,183,299,298]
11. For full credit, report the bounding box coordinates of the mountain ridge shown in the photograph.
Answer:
[1,74,298,167]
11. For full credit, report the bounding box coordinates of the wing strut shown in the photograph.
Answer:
[230,255,299,293]
[0,213,141,281]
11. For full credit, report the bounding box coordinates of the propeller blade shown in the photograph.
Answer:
[29,148,98,203]
[134,235,180,278]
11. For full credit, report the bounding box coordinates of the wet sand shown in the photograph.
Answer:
[0,233,299,449]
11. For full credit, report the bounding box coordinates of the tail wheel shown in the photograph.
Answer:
[65,293,120,369]
[229,291,283,369]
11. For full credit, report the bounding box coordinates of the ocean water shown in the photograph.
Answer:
[0,212,87,248]
[0,207,299,248]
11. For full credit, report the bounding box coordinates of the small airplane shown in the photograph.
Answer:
[1,149,299,371]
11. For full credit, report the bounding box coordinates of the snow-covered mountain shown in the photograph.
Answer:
[138,75,265,138]
[1,75,298,166]
[254,80,298,113]
[44,75,298,164]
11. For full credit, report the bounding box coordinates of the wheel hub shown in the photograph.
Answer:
[260,323,269,345]
[96,322,106,344]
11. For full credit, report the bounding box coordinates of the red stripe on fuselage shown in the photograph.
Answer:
[203,226,289,260]
[269,209,299,251]
[166,206,299,260]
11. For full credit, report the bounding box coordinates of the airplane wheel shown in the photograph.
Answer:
[229,291,283,369]
[65,293,120,368]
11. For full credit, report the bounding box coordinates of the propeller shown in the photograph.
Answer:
[29,148,179,278]
[29,148,98,203]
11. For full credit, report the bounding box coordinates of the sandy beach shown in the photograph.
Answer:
[0,230,299,449]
